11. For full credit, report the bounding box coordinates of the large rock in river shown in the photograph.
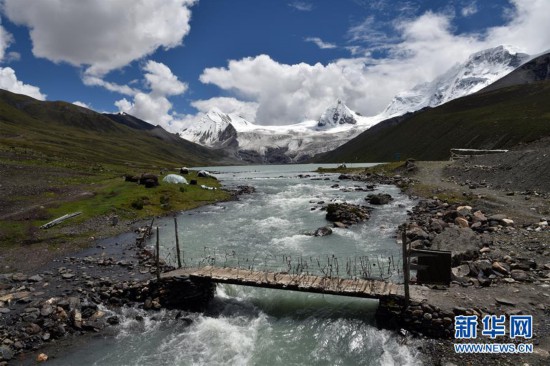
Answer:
[325,203,372,226]
[366,193,393,205]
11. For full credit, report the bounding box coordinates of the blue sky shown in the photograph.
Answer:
[0,0,549,129]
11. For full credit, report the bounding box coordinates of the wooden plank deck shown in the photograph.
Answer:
[162,266,408,300]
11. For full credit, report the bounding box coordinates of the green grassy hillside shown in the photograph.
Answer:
[314,81,550,162]
[0,90,234,167]
[0,89,237,252]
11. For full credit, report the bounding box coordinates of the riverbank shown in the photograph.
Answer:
[0,179,257,364]
[328,157,550,365]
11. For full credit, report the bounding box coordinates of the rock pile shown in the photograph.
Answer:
[324,203,372,228]
[403,199,548,287]
[366,193,394,205]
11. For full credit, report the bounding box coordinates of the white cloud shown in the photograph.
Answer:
[0,67,46,100]
[198,0,550,125]
[143,61,188,96]
[72,101,90,109]
[200,54,382,125]
[2,0,196,76]
[289,1,313,12]
[191,97,259,121]
[115,93,173,126]
[5,51,20,63]
[0,20,13,61]
[485,0,550,54]
[305,37,337,49]
[461,2,478,17]
[82,75,138,96]
[114,60,187,129]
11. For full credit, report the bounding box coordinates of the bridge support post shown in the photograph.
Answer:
[402,231,410,306]
[174,217,182,268]
[156,226,161,281]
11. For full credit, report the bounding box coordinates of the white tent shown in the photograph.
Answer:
[162,174,188,184]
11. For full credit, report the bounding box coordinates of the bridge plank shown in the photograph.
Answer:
[162,267,413,300]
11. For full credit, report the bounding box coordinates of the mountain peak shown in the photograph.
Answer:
[318,100,358,127]
[382,45,530,118]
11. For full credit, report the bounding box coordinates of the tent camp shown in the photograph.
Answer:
[162,174,188,184]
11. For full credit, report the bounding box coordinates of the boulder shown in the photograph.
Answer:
[197,170,210,178]
[407,226,429,241]
[431,227,481,265]
[313,226,333,237]
[325,203,371,226]
[366,193,393,205]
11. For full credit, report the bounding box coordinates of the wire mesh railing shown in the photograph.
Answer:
[159,245,403,282]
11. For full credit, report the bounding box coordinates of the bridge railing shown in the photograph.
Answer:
[159,245,403,282]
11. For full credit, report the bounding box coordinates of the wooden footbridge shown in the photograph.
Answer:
[161,266,426,301]
[153,222,444,303]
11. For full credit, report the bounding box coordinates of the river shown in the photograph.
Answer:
[49,164,422,366]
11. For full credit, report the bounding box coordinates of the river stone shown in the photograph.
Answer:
[510,269,529,281]
[501,218,514,226]
[71,310,82,329]
[314,226,333,237]
[366,193,393,205]
[40,305,54,317]
[12,273,28,282]
[28,275,43,282]
[26,323,41,335]
[62,273,75,279]
[0,345,14,361]
[407,227,429,240]
[495,297,516,306]
[492,262,510,275]
[473,211,487,223]
[456,206,472,217]
[455,217,469,228]
[489,214,507,221]
[431,227,481,263]
[452,264,471,278]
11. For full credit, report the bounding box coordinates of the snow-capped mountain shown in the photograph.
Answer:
[178,101,381,163]
[318,99,357,128]
[178,108,254,148]
[178,45,531,162]
[383,45,530,117]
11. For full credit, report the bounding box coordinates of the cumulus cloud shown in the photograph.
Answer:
[198,0,550,125]
[2,0,196,76]
[0,67,46,100]
[485,0,550,54]
[305,37,337,49]
[191,97,259,121]
[114,60,187,129]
